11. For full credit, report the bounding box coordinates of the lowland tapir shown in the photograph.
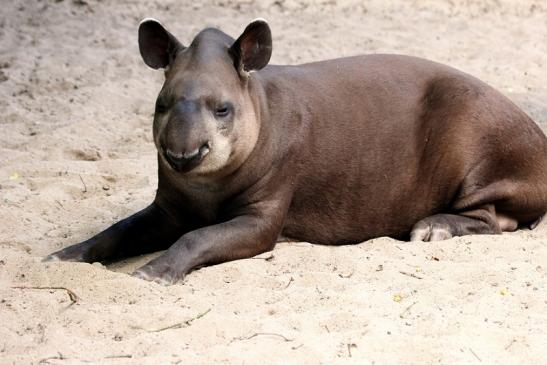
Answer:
[45,19,547,285]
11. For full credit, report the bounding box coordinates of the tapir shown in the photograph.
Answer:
[45,19,547,285]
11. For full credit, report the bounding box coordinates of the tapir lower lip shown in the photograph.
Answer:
[162,144,210,172]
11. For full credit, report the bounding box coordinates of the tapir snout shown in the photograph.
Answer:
[159,99,213,172]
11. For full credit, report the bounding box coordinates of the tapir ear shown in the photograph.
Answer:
[229,19,272,75]
[138,18,185,69]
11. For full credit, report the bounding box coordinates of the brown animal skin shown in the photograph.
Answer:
[44,19,547,285]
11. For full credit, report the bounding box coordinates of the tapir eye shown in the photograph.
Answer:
[214,103,231,118]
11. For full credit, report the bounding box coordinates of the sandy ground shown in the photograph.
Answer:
[1,0,546,364]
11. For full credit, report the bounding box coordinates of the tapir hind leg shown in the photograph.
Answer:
[410,178,546,242]
[409,74,547,242]
[410,205,513,242]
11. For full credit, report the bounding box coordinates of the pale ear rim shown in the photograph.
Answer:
[139,17,162,26]
[249,17,268,24]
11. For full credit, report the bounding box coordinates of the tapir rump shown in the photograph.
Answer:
[45,19,547,285]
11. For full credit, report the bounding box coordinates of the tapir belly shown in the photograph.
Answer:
[282,148,453,244]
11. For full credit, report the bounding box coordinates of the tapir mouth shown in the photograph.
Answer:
[163,143,210,172]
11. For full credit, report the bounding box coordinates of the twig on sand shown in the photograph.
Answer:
[232,332,295,343]
[39,352,66,364]
[469,348,482,362]
[504,338,517,350]
[284,276,294,289]
[347,343,357,357]
[104,354,132,359]
[399,301,418,319]
[399,271,423,280]
[78,174,87,193]
[12,286,79,305]
[138,308,211,333]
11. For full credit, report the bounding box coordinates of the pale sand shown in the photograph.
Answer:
[1,0,546,363]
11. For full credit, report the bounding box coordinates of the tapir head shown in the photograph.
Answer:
[138,19,272,174]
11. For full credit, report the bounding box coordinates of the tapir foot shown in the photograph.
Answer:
[410,220,453,241]
[132,255,184,286]
[410,212,499,242]
[43,243,90,262]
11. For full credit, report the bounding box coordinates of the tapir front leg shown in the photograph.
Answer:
[132,201,287,285]
[44,202,187,263]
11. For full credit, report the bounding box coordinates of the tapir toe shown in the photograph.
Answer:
[410,222,453,242]
[132,264,181,286]
[42,254,61,262]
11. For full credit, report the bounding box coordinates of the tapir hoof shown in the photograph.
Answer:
[42,254,61,262]
[410,221,453,242]
[43,244,89,263]
[132,262,182,286]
